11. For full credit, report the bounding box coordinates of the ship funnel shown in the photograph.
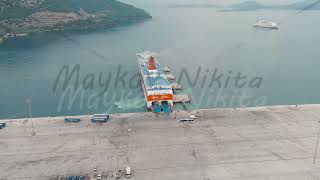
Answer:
[148,56,157,70]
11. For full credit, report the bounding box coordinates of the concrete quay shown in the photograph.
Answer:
[1,104,320,179]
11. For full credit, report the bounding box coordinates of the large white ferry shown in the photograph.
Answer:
[137,51,173,113]
[253,19,279,29]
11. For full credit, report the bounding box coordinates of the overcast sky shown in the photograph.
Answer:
[122,0,305,7]
[181,0,302,5]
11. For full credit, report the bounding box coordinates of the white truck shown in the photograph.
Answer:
[125,166,132,178]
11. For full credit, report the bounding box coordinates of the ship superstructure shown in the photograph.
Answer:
[137,51,173,113]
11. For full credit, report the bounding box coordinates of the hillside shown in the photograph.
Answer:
[224,0,320,11]
[230,1,269,11]
[0,0,152,39]
[279,0,320,10]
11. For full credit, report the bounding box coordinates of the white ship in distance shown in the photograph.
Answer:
[253,19,279,29]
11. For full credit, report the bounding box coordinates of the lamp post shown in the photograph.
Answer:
[26,98,35,136]
[313,120,320,164]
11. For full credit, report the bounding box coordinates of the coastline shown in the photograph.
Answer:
[0,17,151,43]
[1,104,319,122]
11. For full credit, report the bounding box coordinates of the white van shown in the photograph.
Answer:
[125,166,131,178]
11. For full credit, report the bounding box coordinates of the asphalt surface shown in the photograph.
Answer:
[1,105,320,180]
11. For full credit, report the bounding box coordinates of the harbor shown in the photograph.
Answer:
[0,0,319,179]
[1,7,319,119]
[1,104,320,179]
[163,66,191,105]
[0,33,29,43]
[137,52,190,113]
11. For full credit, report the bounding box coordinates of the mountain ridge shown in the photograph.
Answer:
[225,0,320,11]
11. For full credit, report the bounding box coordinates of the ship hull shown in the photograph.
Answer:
[137,52,173,113]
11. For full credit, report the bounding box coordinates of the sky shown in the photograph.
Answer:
[122,0,304,7]
[201,0,302,5]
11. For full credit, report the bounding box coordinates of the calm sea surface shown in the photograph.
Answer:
[0,6,320,118]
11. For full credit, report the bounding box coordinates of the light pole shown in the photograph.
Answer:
[313,120,320,164]
[26,98,35,136]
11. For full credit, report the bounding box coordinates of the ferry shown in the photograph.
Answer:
[253,19,279,29]
[137,51,173,113]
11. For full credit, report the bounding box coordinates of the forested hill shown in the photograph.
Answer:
[0,0,152,38]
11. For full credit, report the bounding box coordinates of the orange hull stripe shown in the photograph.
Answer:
[147,94,173,101]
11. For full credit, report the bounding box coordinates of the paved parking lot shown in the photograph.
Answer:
[1,105,320,180]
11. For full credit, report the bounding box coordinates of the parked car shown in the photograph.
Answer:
[180,119,194,123]
[0,122,6,129]
[97,174,102,180]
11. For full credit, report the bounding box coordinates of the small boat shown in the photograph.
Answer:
[253,19,279,29]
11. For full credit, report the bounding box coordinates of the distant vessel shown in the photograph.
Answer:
[137,51,173,113]
[253,19,279,29]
